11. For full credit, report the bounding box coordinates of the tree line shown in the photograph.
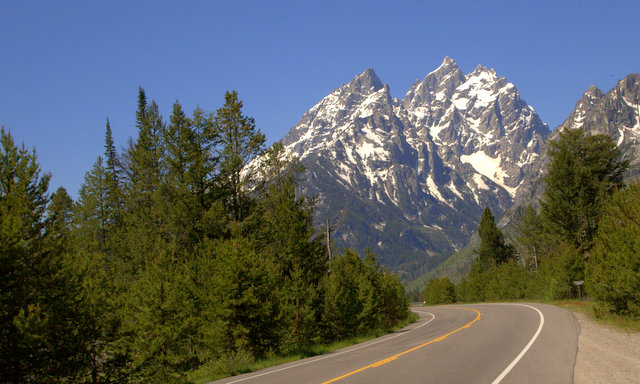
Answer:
[424,127,640,320]
[0,89,410,383]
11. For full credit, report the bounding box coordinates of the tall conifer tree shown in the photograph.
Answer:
[541,127,628,256]
[476,207,515,269]
[214,91,265,222]
[0,128,89,382]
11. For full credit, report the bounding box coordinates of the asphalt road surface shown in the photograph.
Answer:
[208,303,579,384]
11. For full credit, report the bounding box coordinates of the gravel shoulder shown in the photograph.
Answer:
[573,312,640,383]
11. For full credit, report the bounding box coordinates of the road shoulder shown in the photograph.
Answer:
[573,312,640,384]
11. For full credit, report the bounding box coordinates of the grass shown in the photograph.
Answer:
[550,300,640,332]
[188,313,420,384]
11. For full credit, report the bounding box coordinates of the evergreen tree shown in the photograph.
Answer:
[476,207,515,269]
[71,156,131,383]
[587,182,640,317]
[540,127,628,256]
[47,187,74,250]
[377,267,409,328]
[423,277,456,305]
[74,157,110,254]
[104,118,119,187]
[122,88,166,273]
[127,88,165,212]
[516,205,549,273]
[211,238,281,357]
[124,248,200,383]
[214,91,265,222]
[0,127,90,382]
[321,250,365,340]
[245,142,327,346]
[104,118,123,227]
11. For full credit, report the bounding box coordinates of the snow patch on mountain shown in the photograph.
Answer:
[274,57,550,279]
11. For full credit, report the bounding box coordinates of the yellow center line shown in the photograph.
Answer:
[321,308,482,384]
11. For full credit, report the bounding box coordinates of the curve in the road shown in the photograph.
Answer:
[221,310,438,384]
[321,307,482,384]
[209,303,577,384]
[489,304,544,384]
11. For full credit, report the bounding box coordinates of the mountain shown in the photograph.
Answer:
[510,73,640,213]
[279,57,549,280]
[423,73,640,292]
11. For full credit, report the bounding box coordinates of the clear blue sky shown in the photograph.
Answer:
[2,1,639,198]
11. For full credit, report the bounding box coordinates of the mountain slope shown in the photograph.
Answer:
[511,73,640,213]
[279,57,549,280]
[416,73,640,293]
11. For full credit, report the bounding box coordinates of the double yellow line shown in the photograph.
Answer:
[321,308,482,384]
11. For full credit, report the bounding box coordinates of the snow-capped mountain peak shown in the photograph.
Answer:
[274,58,549,279]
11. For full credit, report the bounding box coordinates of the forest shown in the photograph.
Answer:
[424,127,640,321]
[0,89,410,383]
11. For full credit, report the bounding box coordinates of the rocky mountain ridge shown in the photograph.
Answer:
[511,73,640,212]
[279,57,550,279]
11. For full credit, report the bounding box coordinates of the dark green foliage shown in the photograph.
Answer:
[0,127,92,383]
[47,187,74,249]
[541,127,628,255]
[476,207,515,270]
[587,182,640,317]
[246,142,327,348]
[516,205,550,272]
[1,90,412,383]
[530,243,579,300]
[322,250,366,340]
[483,261,531,301]
[456,207,529,303]
[457,128,630,306]
[423,277,456,305]
[321,249,408,340]
[210,238,281,357]
[456,261,531,302]
[74,157,110,254]
[214,91,265,222]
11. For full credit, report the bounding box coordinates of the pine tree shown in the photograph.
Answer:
[105,118,119,186]
[540,127,628,256]
[214,91,265,222]
[47,187,74,250]
[0,127,90,382]
[127,88,165,213]
[74,157,110,254]
[211,237,281,357]
[104,118,123,227]
[246,143,326,347]
[516,205,549,272]
[423,277,456,305]
[587,182,640,317]
[321,250,365,340]
[476,207,515,269]
[71,155,131,383]
[122,88,166,272]
[162,101,203,253]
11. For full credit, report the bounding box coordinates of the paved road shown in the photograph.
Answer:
[208,303,579,384]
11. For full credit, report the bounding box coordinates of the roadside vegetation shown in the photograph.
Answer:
[0,89,411,383]
[551,301,640,332]
[424,127,640,324]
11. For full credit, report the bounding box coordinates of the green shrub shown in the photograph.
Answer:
[423,277,456,305]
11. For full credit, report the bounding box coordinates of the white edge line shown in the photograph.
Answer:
[221,310,436,384]
[490,304,545,384]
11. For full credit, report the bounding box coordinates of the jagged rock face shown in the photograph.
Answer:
[579,74,640,177]
[511,73,640,215]
[280,57,550,280]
